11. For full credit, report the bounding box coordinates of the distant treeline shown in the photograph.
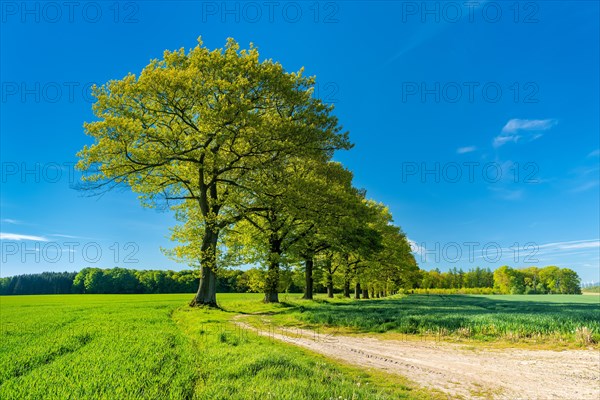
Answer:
[1,268,228,295]
[420,266,581,294]
[0,267,306,296]
[1,265,582,296]
[0,272,77,295]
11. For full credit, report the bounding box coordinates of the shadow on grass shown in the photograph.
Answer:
[275,295,600,337]
[220,300,296,316]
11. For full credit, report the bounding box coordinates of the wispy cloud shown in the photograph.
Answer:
[536,239,600,253]
[472,239,600,263]
[383,1,491,66]
[0,233,48,241]
[571,180,599,193]
[493,118,558,148]
[49,234,83,239]
[1,219,20,224]
[588,149,600,157]
[489,187,524,201]
[456,146,477,154]
[501,119,558,133]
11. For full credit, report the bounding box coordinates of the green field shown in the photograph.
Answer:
[1,293,598,399]
[0,294,436,400]
[262,294,600,345]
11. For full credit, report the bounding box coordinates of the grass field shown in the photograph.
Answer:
[278,295,600,341]
[1,293,598,399]
[0,294,438,400]
[253,294,600,346]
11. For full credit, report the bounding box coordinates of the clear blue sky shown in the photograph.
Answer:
[1,1,599,283]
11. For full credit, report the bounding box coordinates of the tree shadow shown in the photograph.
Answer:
[279,295,600,335]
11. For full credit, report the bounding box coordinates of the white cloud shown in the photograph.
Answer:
[0,233,48,241]
[456,146,477,154]
[1,219,20,224]
[493,135,519,147]
[408,239,425,255]
[493,118,557,148]
[501,119,558,134]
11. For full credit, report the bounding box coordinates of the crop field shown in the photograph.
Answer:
[267,294,600,345]
[1,293,598,399]
[0,294,437,400]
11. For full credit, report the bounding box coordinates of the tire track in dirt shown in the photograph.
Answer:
[233,316,600,400]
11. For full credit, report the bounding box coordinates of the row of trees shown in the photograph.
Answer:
[74,38,583,304]
[419,266,581,294]
[76,38,417,305]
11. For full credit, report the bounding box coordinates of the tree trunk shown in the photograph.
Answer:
[354,282,361,299]
[326,273,334,298]
[343,279,350,297]
[264,236,281,303]
[264,262,280,303]
[344,279,350,298]
[370,288,375,298]
[302,255,314,300]
[362,288,369,299]
[190,265,217,307]
[190,227,219,307]
[325,257,334,298]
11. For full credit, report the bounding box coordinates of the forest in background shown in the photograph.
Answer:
[0,264,581,296]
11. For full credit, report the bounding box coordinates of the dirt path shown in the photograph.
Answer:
[233,317,600,399]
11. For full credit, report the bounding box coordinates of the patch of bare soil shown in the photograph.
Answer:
[233,316,600,399]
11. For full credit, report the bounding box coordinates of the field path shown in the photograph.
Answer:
[233,316,600,400]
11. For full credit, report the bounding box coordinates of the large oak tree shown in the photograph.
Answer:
[77,38,350,306]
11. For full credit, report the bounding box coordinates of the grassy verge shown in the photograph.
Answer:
[173,304,441,399]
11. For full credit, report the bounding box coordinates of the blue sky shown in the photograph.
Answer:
[1,1,599,283]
